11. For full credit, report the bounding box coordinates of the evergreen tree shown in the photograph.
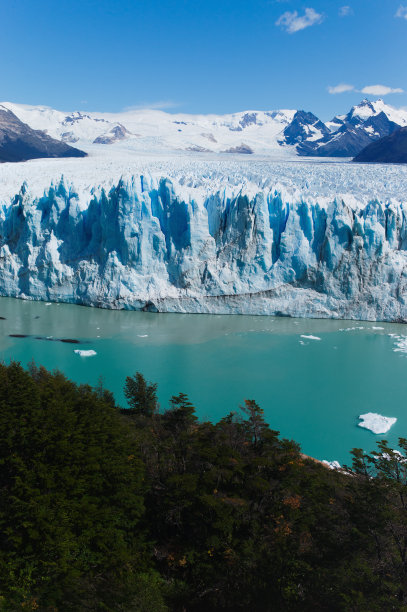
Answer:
[124,372,158,417]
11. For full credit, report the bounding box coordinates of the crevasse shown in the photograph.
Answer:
[0,175,406,322]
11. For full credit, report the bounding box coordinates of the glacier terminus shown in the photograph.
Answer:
[1,152,407,322]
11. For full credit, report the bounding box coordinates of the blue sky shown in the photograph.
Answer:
[1,0,406,119]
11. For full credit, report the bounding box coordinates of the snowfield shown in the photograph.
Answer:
[0,150,407,320]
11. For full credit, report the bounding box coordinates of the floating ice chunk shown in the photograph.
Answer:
[322,460,341,470]
[74,349,97,357]
[300,334,321,341]
[137,334,148,337]
[358,412,397,434]
[372,326,384,330]
[45,302,52,306]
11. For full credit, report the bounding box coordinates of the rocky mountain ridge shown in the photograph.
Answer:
[2,98,406,158]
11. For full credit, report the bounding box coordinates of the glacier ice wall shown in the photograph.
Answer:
[1,175,407,322]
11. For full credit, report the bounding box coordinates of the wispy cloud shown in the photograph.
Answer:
[395,5,407,19]
[327,83,404,96]
[339,6,353,17]
[122,100,180,112]
[361,85,404,96]
[328,83,355,94]
[275,8,324,33]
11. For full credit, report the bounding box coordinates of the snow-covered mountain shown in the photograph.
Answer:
[294,99,407,157]
[2,98,406,158]
[0,102,296,157]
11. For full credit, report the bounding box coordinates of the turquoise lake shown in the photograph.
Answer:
[0,296,406,465]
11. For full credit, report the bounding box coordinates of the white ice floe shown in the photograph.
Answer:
[372,326,384,330]
[74,349,97,357]
[137,334,148,337]
[322,460,342,470]
[45,302,52,306]
[358,413,397,434]
[300,335,321,341]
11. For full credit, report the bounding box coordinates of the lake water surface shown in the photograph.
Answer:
[1,296,406,466]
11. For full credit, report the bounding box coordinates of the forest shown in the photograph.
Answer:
[0,361,406,611]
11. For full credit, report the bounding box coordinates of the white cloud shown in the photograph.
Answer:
[122,100,179,112]
[328,83,355,94]
[339,6,353,17]
[395,6,407,19]
[275,8,324,33]
[361,85,404,96]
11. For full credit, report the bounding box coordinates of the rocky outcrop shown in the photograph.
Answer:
[0,106,87,163]
[353,127,407,164]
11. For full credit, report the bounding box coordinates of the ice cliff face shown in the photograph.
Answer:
[1,171,407,322]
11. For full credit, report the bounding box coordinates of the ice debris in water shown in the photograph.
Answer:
[393,337,407,353]
[300,334,321,340]
[358,413,397,434]
[372,326,384,330]
[74,349,97,357]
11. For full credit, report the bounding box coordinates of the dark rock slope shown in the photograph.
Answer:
[0,106,87,163]
[353,127,407,163]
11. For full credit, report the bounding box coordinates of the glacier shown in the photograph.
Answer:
[1,156,407,321]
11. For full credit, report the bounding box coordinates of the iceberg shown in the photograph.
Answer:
[74,349,97,357]
[358,413,397,435]
[0,158,407,321]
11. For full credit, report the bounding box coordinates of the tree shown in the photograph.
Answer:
[124,372,158,417]
[163,393,197,434]
[0,362,148,610]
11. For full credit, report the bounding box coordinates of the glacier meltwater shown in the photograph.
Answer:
[1,156,407,321]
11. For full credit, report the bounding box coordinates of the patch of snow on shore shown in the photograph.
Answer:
[322,460,341,470]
